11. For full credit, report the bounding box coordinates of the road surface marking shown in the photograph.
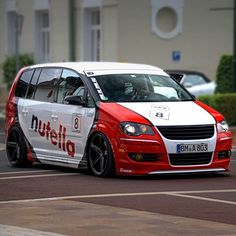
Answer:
[168,193,236,205]
[0,189,235,205]
[0,173,78,180]
[0,224,67,236]
[0,170,57,175]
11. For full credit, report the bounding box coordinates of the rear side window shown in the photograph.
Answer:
[15,69,34,98]
[26,68,41,99]
[34,68,62,102]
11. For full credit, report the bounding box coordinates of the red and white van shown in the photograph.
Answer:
[5,62,232,176]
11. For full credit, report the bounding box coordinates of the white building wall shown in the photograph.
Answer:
[181,0,233,79]
[50,0,70,62]
[18,0,34,54]
[0,0,234,86]
[118,0,233,80]
[102,1,118,61]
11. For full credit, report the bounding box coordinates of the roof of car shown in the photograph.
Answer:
[28,62,166,76]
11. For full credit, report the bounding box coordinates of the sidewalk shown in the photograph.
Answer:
[0,200,236,236]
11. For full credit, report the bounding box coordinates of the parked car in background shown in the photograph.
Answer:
[165,70,216,97]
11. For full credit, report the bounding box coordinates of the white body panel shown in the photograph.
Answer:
[18,98,95,167]
[119,101,215,126]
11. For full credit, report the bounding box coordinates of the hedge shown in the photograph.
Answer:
[198,93,236,126]
[215,55,233,93]
[1,53,34,90]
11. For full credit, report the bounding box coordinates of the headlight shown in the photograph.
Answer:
[120,122,154,136]
[217,120,229,133]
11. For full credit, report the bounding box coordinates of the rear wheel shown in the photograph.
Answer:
[6,126,32,167]
[88,133,115,177]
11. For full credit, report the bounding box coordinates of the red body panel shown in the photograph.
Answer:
[94,101,232,175]
[5,67,37,162]
[5,68,25,136]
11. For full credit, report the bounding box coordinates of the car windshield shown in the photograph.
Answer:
[91,74,193,102]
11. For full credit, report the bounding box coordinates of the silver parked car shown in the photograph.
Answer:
[165,70,216,97]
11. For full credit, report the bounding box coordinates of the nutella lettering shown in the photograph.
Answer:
[31,114,75,157]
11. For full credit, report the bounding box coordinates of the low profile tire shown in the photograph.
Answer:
[88,133,115,177]
[6,126,32,167]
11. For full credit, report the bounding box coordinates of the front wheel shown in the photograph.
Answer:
[6,126,32,167]
[87,133,115,177]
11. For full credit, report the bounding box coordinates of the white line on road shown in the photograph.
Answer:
[0,170,57,175]
[0,189,235,205]
[168,193,236,205]
[0,224,67,236]
[0,172,78,180]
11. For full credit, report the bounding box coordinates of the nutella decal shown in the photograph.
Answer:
[31,114,75,157]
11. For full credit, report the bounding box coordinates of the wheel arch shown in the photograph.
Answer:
[85,127,118,176]
[6,124,36,163]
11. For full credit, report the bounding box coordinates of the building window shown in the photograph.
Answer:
[35,11,50,62]
[90,9,101,61]
[82,7,101,61]
[6,11,17,55]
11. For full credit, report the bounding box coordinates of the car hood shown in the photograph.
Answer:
[118,101,216,126]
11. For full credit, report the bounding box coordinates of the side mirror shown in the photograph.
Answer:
[64,95,85,106]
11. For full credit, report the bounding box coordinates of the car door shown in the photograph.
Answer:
[20,68,62,161]
[51,69,96,166]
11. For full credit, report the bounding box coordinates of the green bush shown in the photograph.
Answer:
[215,55,233,94]
[1,53,34,90]
[198,93,236,125]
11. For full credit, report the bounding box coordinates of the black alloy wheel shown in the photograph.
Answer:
[6,126,32,167]
[88,133,115,177]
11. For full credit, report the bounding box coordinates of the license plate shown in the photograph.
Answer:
[176,143,208,153]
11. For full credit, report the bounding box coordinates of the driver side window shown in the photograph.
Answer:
[56,69,84,104]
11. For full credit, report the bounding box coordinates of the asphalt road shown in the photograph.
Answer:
[0,143,236,235]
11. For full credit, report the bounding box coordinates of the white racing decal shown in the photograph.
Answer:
[118,101,215,126]
[149,105,170,120]
[31,114,75,157]
[119,168,133,173]
[72,114,81,132]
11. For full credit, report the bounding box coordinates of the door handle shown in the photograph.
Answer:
[51,114,58,121]
[22,108,28,115]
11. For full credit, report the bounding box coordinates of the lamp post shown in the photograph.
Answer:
[15,13,24,72]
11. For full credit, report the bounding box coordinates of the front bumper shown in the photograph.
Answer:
[115,131,232,176]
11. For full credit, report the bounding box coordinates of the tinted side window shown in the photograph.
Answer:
[26,69,41,99]
[34,68,62,102]
[56,69,84,103]
[15,69,34,98]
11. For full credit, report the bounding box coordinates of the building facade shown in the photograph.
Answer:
[0,0,234,89]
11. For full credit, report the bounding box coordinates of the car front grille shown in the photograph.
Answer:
[157,125,214,140]
[169,152,212,166]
